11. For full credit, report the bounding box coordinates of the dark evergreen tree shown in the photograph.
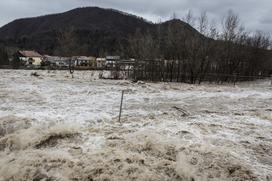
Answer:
[11,53,20,69]
[0,46,9,66]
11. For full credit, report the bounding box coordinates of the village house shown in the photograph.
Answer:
[105,56,120,69]
[17,50,43,67]
[43,55,72,68]
[74,56,96,68]
[88,56,97,68]
[118,58,135,71]
[96,58,106,69]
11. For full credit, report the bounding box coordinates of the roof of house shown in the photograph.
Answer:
[72,56,96,60]
[18,50,42,58]
[106,56,120,60]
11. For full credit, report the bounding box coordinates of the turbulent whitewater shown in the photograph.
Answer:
[0,70,271,181]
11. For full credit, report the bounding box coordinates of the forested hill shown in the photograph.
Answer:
[0,7,200,56]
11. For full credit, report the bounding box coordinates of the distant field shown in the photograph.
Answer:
[0,70,271,180]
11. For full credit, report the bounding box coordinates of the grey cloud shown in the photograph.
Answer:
[0,0,271,33]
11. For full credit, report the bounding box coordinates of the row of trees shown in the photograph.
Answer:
[126,10,272,84]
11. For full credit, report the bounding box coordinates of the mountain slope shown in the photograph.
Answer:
[0,7,200,56]
[0,7,154,38]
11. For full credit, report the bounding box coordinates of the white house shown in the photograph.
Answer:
[18,50,43,66]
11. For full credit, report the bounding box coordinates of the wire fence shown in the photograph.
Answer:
[107,64,272,85]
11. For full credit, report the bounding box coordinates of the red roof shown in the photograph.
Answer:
[18,50,42,57]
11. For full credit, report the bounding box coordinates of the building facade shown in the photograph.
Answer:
[18,50,43,66]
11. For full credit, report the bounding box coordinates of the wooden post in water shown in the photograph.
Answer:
[69,59,75,78]
[118,90,125,123]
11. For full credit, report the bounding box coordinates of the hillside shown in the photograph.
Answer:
[0,7,200,56]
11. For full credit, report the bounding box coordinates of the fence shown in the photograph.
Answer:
[107,59,272,84]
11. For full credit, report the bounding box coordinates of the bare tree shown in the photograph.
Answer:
[207,20,219,39]
[198,11,208,35]
[246,31,271,77]
[216,10,243,82]
[222,10,240,42]
[183,10,195,27]
[57,28,78,78]
[128,9,271,84]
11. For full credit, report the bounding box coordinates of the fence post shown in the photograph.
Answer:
[118,90,125,123]
[69,59,75,78]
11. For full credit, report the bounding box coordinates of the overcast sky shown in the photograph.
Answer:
[0,0,271,33]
